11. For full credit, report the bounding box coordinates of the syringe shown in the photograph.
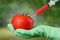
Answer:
[31,0,59,18]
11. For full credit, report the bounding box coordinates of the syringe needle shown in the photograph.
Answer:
[31,14,36,18]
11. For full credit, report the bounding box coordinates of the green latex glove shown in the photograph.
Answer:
[8,24,60,40]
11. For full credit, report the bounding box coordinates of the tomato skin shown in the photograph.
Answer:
[12,14,34,30]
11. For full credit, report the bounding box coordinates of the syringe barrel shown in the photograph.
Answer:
[35,4,49,16]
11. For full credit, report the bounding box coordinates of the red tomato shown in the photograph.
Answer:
[12,14,34,30]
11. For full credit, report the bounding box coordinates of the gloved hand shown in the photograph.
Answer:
[8,24,44,38]
[8,24,60,40]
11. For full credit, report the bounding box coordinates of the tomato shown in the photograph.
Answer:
[12,14,34,30]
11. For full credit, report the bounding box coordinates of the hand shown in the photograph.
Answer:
[8,24,60,40]
[8,24,44,38]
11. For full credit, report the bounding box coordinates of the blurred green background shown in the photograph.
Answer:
[0,0,60,40]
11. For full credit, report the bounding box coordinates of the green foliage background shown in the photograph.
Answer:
[0,0,60,27]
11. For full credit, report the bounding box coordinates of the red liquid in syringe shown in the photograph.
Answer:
[31,4,49,18]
